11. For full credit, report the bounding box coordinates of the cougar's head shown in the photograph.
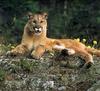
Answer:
[27,12,48,36]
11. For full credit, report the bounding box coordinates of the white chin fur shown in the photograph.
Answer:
[34,33,41,35]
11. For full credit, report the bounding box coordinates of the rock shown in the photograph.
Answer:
[43,81,54,88]
[58,86,66,91]
[0,54,100,91]
[87,81,100,91]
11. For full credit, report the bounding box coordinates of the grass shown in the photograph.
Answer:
[0,68,6,81]
[19,59,39,72]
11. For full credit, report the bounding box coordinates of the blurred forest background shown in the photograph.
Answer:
[0,0,100,47]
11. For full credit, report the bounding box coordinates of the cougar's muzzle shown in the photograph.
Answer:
[29,24,42,35]
[33,26,42,33]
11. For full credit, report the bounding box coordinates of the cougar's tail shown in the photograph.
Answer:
[85,47,100,57]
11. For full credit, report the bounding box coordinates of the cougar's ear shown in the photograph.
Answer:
[27,12,33,19]
[42,12,48,19]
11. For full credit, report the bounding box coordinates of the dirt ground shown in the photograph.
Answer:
[0,50,100,91]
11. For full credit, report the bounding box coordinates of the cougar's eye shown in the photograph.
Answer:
[33,20,36,24]
[40,21,44,23]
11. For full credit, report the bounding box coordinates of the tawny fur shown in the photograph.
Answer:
[8,12,100,65]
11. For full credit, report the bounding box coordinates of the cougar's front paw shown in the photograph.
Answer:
[31,52,41,60]
[31,54,41,60]
[6,50,17,57]
[6,50,24,57]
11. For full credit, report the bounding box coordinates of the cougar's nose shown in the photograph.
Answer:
[34,26,42,33]
[35,27,41,31]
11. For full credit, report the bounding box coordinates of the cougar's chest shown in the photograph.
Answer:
[33,37,46,48]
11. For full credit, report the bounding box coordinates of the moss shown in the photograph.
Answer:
[0,68,6,81]
[19,59,39,72]
[0,44,16,55]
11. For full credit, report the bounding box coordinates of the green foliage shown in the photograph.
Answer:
[0,44,12,55]
[0,0,40,43]
[20,59,39,72]
[75,38,98,48]
[0,0,39,17]
[0,0,100,47]
[96,17,100,24]
[0,68,5,81]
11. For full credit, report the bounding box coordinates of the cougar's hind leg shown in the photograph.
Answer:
[75,49,94,69]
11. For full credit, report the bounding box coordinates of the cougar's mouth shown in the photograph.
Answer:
[29,24,42,35]
[33,27,42,35]
[34,27,42,33]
